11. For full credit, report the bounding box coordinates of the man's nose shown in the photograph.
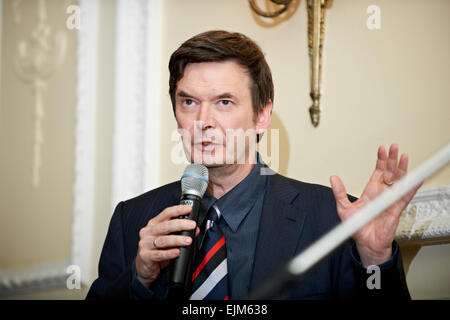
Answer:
[197,103,215,130]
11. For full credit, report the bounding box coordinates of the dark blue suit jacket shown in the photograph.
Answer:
[86,173,410,300]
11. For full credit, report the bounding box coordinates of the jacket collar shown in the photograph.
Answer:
[249,173,307,291]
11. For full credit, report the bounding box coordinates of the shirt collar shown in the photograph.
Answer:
[200,153,268,232]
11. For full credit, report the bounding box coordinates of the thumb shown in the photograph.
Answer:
[330,175,352,210]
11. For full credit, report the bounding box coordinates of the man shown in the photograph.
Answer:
[86,30,420,300]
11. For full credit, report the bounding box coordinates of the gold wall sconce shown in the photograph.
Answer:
[249,0,333,127]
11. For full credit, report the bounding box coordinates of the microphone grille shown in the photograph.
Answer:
[181,164,209,198]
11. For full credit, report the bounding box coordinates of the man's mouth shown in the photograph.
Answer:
[194,141,221,151]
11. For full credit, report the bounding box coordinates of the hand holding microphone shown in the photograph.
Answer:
[135,204,199,288]
[135,164,208,289]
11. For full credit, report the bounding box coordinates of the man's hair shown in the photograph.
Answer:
[168,30,274,119]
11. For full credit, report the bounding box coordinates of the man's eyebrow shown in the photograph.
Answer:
[216,93,238,100]
[177,91,239,101]
[177,90,196,99]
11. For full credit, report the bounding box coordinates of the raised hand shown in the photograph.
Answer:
[330,144,422,267]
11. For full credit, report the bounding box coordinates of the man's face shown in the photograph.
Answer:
[174,60,271,167]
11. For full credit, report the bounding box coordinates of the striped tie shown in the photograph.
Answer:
[190,204,229,300]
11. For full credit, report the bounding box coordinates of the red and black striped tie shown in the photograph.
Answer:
[190,204,229,300]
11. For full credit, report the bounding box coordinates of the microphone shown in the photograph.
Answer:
[168,163,209,293]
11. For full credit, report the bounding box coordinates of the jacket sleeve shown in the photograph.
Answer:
[333,238,411,300]
[85,201,134,299]
[349,240,411,300]
[85,202,168,300]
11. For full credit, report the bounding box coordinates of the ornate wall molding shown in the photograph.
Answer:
[142,0,162,194]
[72,0,163,287]
[111,0,147,211]
[396,184,450,244]
[110,0,162,212]
[0,0,72,295]
[0,260,69,296]
[0,0,99,295]
[1,0,163,295]
[13,0,67,187]
[70,0,100,286]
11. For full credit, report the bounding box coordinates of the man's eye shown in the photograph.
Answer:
[184,99,194,106]
[218,100,232,107]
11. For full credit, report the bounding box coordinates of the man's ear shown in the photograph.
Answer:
[255,100,272,135]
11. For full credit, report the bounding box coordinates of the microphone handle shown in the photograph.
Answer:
[167,193,201,288]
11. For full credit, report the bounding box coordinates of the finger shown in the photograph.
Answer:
[395,153,408,180]
[330,175,352,210]
[139,225,152,239]
[151,205,193,224]
[140,210,196,239]
[384,144,399,184]
[151,228,200,250]
[368,145,387,184]
[147,248,180,262]
[153,235,193,249]
[375,145,387,172]
[153,218,197,235]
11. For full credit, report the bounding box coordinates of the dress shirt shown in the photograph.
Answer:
[197,159,268,299]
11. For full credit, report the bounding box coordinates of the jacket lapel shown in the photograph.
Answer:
[249,174,307,291]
